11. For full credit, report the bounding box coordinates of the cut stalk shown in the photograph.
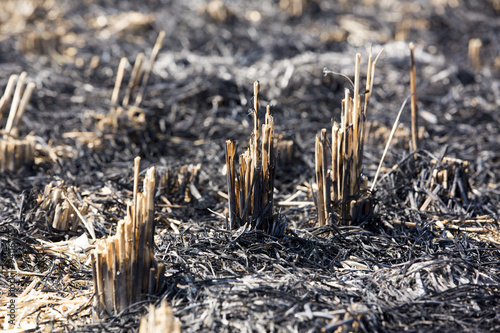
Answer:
[0,74,18,121]
[123,52,145,107]
[468,38,482,69]
[409,42,419,152]
[111,57,127,106]
[4,72,27,135]
[101,31,165,133]
[135,31,165,107]
[139,299,181,333]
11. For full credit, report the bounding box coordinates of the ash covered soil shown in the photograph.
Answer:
[1,0,500,332]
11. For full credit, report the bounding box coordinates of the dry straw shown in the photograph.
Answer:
[91,157,164,316]
[139,299,181,333]
[35,181,95,239]
[415,156,471,213]
[0,72,36,173]
[157,163,202,203]
[97,31,165,132]
[468,38,482,69]
[316,49,382,225]
[276,134,294,165]
[280,0,305,17]
[409,42,419,153]
[225,81,285,236]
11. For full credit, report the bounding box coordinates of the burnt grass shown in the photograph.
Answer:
[1,0,500,332]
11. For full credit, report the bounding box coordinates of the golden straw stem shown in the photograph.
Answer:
[353,53,361,137]
[321,129,331,223]
[0,74,18,122]
[253,81,260,165]
[468,38,482,69]
[332,122,339,201]
[4,72,27,135]
[225,140,237,227]
[135,31,165,107]
[10,82,35,136]
[111,57,127,106]
[315,135,325,225]
[123,52,145,107]
[253,81,260,134]
[133,156,141,228]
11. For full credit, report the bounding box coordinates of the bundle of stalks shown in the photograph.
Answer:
[19,28,63,56]
[35,181,94,237]
[419,156,471,211]
[200,0,234,22]
[276,134,294,166]
[0,135,36,173]
[431,215,500,244]
[139,299,181,333]
[315,50,382,225]
[225,81,285,236]
[157,163,202,203]
[91,157,165,316]
[279,0,313,17]
[0,72,36,173]
[97,31,164,133]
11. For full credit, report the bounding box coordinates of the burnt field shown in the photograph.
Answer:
[1,0,500,332]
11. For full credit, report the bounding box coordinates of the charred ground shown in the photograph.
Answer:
[0,0,499,332]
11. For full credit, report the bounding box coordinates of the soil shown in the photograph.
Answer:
[1,0,499,332]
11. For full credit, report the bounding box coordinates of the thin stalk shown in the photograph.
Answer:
[123,52,145,107]
[370,94,412,192]
[135,31,165,107]
[4,72,27,135]
[111,58,127,106]
[409,43,418,152]
[0,74,18,122]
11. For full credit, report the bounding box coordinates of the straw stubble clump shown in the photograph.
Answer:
[225,81,286,237]
[315,50,381,226]
[0,72,37,173]
[96,31,164,133]
[34,181,93,236]
[139,299,181,333]
[157,163,202,203]
[91,157,165,316]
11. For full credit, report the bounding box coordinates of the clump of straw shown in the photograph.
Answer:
[315,49,382,225]
[157,163,202,203]
[91,157,164,316]
[139,299,181,333]
[0,72,36,173]
[34,180,95,238]
[225,81,286,236]
[97,31,164,133]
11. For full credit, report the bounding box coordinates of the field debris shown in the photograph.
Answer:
[33,180,92,237]
[139,299,181,333]
[225,81,286,237]
[0,72,36,173]
[314,50,381,226]
[0,0,499,332]
[91,157,165,316]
